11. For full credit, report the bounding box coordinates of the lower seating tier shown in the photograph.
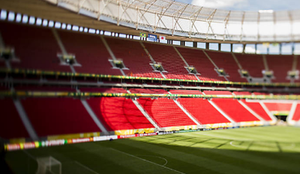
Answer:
[292,104,300,121]
[177,98,230,124]
[86,97,154,131]
[242,101,272,121]
[212,99,260,122]
[0,99,29,139]
[137,98,197,127]
[21,98,101,137]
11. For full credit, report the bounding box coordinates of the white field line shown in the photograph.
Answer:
[138,155,168,166]
[192,132,253,141]
[229,141,244,148]
[74,161,99,174]
[229,141,296,149]
[110,148,185,174]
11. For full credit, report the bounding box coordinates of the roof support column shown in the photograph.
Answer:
[231,43,233,52]
[243,44,246,54]
[255,44,258,54]
[193,42,197,48]
[279,43,282,55]
[180,41,185,46]
[218,43,221,51]
[167,40,173,44]
[206,42,209,49]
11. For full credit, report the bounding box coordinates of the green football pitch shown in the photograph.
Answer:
[4,126,300,174]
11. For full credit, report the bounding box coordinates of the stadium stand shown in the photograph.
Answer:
[203,91,233,95]
[266,55,293,82]
[212,99,260,122]
[292,104,300,121]
[264,103,292,112]
[129,88,167,94]
[105,37,163,78]
[234,53,265,78]
[0,61,5,68]
[177,98,231,124]
[169,90,202,94]
[79,87,127,93]
[0,99,29,139]
[143,43,197,80]
[176,47,225,81]
[205,51,247,82]
[0,22,70,72]
[15,86,76,92]
[57,30,122,75]
[21,98,101,137]
[137,98,196,127]
[86,97,154,131]
[243,101,273,121]
[233,91,252,95]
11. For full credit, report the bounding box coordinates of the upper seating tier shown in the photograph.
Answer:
[144,43,197,80]
[58,30,121,75]
[176,47,225,81]
[235,54,265,78]
[105,37,162,78]
[0,22,71,72]
[206,51,247,82]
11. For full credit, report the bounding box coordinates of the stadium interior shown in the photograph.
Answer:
[1,0,300,173]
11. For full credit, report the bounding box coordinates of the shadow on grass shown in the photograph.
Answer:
[4,135,300,174]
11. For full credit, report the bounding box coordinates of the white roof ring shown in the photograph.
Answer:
[46,0,300,42]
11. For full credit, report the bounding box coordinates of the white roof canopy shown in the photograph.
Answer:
[47,0,300,42]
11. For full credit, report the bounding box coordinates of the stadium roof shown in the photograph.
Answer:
[2,0,300,43]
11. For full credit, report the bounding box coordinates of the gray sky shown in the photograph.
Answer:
[176,0,300,11]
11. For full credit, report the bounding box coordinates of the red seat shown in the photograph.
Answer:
[213,99,260,122]
[21,98,101,137]
[138,98,196,127]
[87,97,154,131]
[0,99,29,139]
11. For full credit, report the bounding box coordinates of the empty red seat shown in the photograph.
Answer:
[87,97,154,131]
[21,98,101,137]
[178,98,230,124]
[0,99,29,139]
[212,99,260,122]
[138,98,196,127]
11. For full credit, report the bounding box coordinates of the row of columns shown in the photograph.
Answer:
[177,40,297,55]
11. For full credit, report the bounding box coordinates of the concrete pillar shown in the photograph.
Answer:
[206,42,209,49]
[167,40,173,44]
[180,41,185,46]
[279,43,282,55]
[255,44,257,54]
[193,42,197,48]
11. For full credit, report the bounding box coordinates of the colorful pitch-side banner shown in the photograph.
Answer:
[4,133,157,151]
[115,128,155,135]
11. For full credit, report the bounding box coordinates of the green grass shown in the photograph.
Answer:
[4,126,300,174]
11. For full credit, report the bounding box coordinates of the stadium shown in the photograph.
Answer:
[1,0,300,173]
